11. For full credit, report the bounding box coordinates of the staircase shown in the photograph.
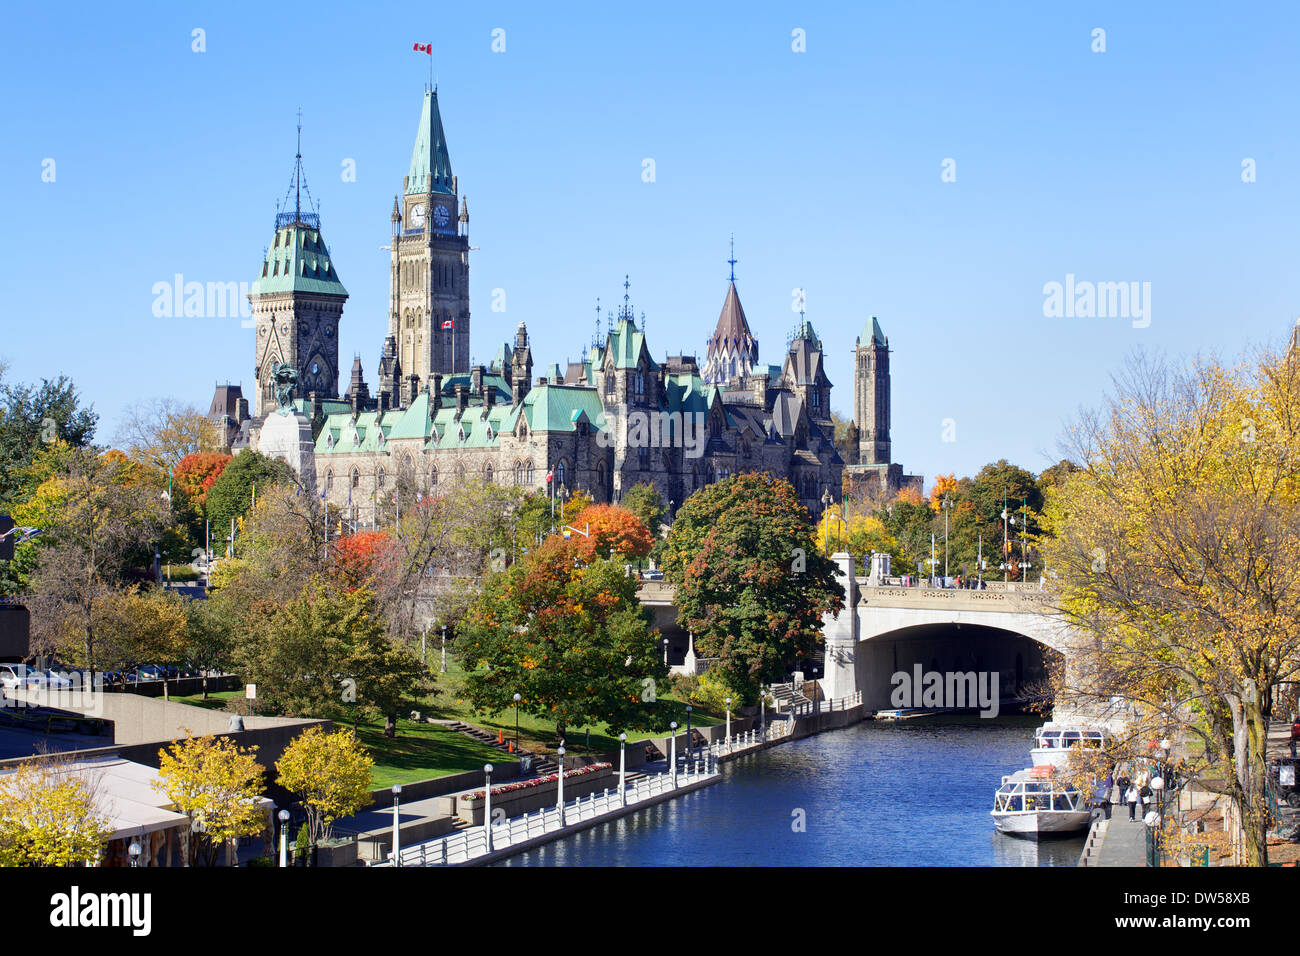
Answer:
[768,683,815,716]
[443,720,559,775]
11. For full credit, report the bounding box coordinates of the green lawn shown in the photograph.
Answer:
[346,716,506,789]
[421,658,725,757]
[165,690,240,711]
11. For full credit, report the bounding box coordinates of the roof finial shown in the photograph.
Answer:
[728,234,737,283]
[295,109,303,222]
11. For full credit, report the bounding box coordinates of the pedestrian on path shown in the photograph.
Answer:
[1289,716,1300,759]
[1126,784,1139,820]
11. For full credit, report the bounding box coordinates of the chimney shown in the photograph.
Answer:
[471,365,485,396]
[455,384,469,414]
[430,373,444,410]
[537,376,547,386]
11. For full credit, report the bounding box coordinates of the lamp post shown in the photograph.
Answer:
[618,732,628,806]
[725,697,732,743]
[1001,492,1010,582]
[391,784,402,866]
[662,636,669,667]
[513,693,522,752]
[669,721,678,787]
[685,705,693,761]
[760,689,766,732]
[483,764,494,852]
[278,809,290,867]
[1148,774,1165,867]
[941,495,952,578]
[440,625,448,674]
[556,746,566,826]
[129,838,141,868]
[820,489,833,553]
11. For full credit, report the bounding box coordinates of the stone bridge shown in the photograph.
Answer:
[637,556,1076,711]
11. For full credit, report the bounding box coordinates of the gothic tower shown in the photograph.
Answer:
[854,316,891,466]
[249,121,348,417]
[702,240,758,387]
[390,87,471,400]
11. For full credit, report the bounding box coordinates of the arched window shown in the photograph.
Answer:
[557,460,567,486]
[377,469,386,489]
[484,462,493,484]
[525,461,534,485]
[430,464,438,487]
[325,471,334,493]
[514,460,523,485]
[351,469,360,489]
[637,446,649,471]
[454,461,466,483]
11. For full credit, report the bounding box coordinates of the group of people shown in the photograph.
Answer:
[1102,766,1182,821]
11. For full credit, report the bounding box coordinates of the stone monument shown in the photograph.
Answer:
[256,363,317,490]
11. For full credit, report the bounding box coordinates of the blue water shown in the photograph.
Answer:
[499,716,1084,866]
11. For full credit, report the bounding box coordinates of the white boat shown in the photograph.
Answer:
[991,767,1093,838]
[1030,723,1108,768]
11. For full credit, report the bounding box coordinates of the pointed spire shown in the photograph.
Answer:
[728,234,737,283]
[407,88,455,196]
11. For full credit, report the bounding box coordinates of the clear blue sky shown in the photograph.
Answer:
[3,1,1298,485]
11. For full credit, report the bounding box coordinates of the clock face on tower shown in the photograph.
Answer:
[433,204,450,228]
[410,203,426,228]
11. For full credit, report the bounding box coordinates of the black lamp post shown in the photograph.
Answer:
[685,704,693,760]
[513,692,522,752]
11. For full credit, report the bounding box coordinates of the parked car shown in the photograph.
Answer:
[0,663,34,689]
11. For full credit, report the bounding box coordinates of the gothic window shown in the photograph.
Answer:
[326,471,334,493]
[484,463,493,483]
[526,461,534,485]
[351,469,360,489]
[637,446,649,471]
[455,461,466,483]
[377,469,386,489]
[261,262,268,278]
[514,460,523,484]
[430,465,438,487]
[557,460,567,486]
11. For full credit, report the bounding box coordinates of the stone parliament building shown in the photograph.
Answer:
[210,87,921,522]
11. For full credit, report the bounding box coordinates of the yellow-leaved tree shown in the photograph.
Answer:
[0,757,114,866]
[155,732,267,866]
[275,726,375,845]
[1044,347,1300,866]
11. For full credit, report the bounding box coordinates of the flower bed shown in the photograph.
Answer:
[465,763,611,802]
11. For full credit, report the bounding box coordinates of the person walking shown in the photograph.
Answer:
[1126,783,1140,821]
[1290,716,1300,759]
[1116,772,1131,806]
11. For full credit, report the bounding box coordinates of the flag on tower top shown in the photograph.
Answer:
[414,43,432,54]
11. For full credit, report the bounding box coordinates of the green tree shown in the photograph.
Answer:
[459,536,667,742]
[621,482,665,537]
[204,450,294,550]
[0,374,97,508]
[662,473,843,697]
[276,727,375,844]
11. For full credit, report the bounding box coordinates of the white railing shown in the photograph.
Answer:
[816,690,863,714]
[377,763,719,867]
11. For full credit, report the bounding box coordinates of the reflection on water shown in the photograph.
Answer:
[500,715,1086,867]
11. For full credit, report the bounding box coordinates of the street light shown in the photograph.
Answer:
[685,704,694,761]
[440,625,448,674]
[129,838,141,868]
[941,495,952,578]
[820,489,833,553]
[278,808,290,867]
[391,784,402,866]
[483,764,494,852]
[669,721,678,788]
[556,746,566,826]
[513,693,522,752]
[662,636,670,667]
[618,732,628,807]
[725,697,732,743]
[1148,774,1165,868]
[1001,494,1010,583]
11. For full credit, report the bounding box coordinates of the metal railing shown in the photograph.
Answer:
[375,762,719,867]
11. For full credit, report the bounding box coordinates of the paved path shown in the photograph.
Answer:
[1093,804,1150,867]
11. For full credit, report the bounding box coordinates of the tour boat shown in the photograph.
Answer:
[1029,723,1108,768]
[991,766,1093,838]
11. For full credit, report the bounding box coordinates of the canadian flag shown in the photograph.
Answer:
[441,319,454,330]
[545,469,553,483]
[414,43,432,54]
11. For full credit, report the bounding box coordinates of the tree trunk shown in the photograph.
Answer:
[383,712,396,738]
[1229,682,1271,866]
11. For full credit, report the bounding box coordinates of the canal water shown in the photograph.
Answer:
[499,715,1085,866]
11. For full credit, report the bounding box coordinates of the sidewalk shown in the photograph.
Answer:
[1092,806,1150,867]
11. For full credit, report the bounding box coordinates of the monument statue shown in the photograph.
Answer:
[271,362,298,416]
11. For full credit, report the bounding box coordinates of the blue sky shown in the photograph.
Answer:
[2,1,1298,485]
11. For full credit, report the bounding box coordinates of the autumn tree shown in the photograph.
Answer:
[90,586,189,674]
[25,448,169,671]
[173,452,232,510]
[1043,348,1300,866]
[0,755,114,866]
[661,473,843,698]
[568,503,654,561]
[184,598,234,699]
[155,732,267,866]
[115,397,216,473]
[276,727,375,844]
[0,374,97,508]
[459,536,667,742]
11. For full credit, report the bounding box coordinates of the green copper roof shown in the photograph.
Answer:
[862,316,887,347]
[522,384,606,433]
[605,319,658,371]
[490,341,513,372]
[792,318,820,349]
[407,89,455,196]
[251,223,348,297]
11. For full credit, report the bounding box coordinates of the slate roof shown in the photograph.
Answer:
[251,223,347,297]
[407,88,455,196]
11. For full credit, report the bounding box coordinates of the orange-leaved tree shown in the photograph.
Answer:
[173,452,232,508]
[568,503,654,561]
